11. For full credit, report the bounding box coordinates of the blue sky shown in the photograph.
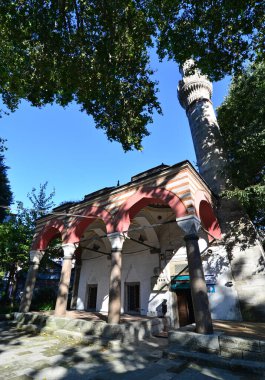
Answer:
[1,55,230,210]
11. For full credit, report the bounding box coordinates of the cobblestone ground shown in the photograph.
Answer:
[0,322,263,380]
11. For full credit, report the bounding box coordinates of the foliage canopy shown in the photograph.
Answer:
[0,139,12,222]
[0,1,264,150]
[217,61,265,230]
[0,183,57,303]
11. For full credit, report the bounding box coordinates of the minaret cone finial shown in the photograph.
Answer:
[179,59,198,77]
[178,60,212,111]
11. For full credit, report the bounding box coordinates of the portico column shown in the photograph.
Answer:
[54,243,76,316]
[70,255,82,309]
[19,250,44,312]
[176,215,213,334]
[107,232,126,324]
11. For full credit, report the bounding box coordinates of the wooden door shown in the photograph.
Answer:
[176,290,195,327]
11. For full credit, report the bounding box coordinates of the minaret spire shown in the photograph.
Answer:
[177,59,226,194]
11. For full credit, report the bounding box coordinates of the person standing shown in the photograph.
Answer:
[162,299,168,333]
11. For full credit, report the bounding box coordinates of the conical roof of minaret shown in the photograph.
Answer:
[178,60,212,111]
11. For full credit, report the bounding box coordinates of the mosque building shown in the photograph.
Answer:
[19,61,265,332]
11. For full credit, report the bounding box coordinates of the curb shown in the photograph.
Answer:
[0,313,14,321]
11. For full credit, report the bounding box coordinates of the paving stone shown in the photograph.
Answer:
[16,351,33,356]
[169,330,220,354]
[11,367,35,378]
[33,365,68,380]
[242,350,265,361]
[10,375,33,380]
[220,348,243,359]
[219,335,261,352]
[259,341,265,352]
[230,358,265,375]
[156,358,183,367]
[150,374,175,380]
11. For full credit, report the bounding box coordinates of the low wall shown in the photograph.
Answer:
[7,312,164,344]
[168,330,265,361]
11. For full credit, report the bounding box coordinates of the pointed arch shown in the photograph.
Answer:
[194,190,222,241]
[32,218,65,250]
[113,186,188,232]
[68,205,114,242]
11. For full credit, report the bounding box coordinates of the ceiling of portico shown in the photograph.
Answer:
[123,204,185,255]
[78,218,110,259]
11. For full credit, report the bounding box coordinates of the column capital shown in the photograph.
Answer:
[61,243,76,259]
[176,215,201,237]
[107,232,126,251]
[29,250,45,265]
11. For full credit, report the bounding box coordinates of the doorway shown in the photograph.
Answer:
[125,282,140,314]
[86,284,97,311]
[176,289,195,327]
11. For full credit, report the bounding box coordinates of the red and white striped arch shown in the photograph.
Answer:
[32,163,221,250]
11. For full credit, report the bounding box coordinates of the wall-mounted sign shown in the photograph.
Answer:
[170,275,190,291]
[170,274,216,291]
[205,274,216,285]
[207,285,215,293]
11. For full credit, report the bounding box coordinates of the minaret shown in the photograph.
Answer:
[177,60,226,194]
[178,61,265,322]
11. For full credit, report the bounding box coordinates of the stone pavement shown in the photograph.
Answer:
[0,321,263,380]
[213,320,265,340]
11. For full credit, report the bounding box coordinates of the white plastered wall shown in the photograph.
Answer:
[76,252,110,311]
[76,248,160,314]
[203,245,242,320]
[121,250,159,314]
[76,237,242,322]
[168,238,242,322]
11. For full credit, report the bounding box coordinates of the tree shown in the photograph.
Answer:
[0,203,32,305]
[27,181,55,223]
[0,1,160,151]
[0,139,13,222]
[27,182,61,273]
[0,182,56,305]
[217,61,265,231]
[0,1,263,150]
[151,0,264,80]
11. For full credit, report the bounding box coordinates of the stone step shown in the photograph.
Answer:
[0,320,10,329]
[164,348,265,376]
[168,329,265,362]
[14,322,40,334]
[0,313,14,321]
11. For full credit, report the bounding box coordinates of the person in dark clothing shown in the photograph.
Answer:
[161,299,168,333]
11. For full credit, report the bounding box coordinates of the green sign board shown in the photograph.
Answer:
[170,275,190,291]
[170,275,216,292]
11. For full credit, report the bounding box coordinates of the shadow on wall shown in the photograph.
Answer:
[208,254,265,322]
[217,197,264,260]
